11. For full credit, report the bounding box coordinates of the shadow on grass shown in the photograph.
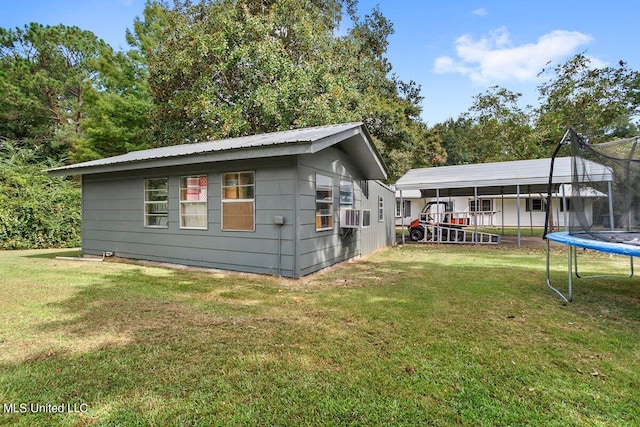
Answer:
[23,249,83,259]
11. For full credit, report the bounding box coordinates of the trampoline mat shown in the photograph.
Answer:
[546,231,640,257]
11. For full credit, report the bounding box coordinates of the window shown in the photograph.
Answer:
[378,196,384,222]
[316,174,333,230]
[362,209,371,227]
[469,198,492,212]
[180,175,208,229]
[526,198,545,212]
[339,180,354,206]
[444,201,454,212]
[144,178,168,227]
[361,179,369,199]
[222,171,255,231]
[395,200,412,218]
[559,199,573,212]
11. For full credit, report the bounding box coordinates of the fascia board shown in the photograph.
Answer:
[47,142,313,177]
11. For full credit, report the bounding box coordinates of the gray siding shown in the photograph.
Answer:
[360,180,396,256]
[296,147,371,276]
[80,151,394,279]
[82,158,297,277]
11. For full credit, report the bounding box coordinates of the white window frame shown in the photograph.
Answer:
[316,174,334,231]
[526,198,545,212]
[395,200,412,218]
[444,201,454,212]
[339,180,354,207]
[180,175,208,230]
[221,171,256,232]
[378,196,384,222]
[144,178,168,228]
[470,198,493,212]
[362,209,371,228]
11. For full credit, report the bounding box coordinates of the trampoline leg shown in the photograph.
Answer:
[567,246,574,302]
[574,249,635,279]
[545,239,572,303]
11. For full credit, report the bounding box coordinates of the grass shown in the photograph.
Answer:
[0,245,639,426]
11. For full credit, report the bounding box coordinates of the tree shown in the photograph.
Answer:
[464,86,539,162]
[139,0,444,180]
[432,117,475,165]
[439,86,538,164]
[536,53,640,145]
[73,49,153,162]
[0,23,109,159]
[144,0,362,144]
[0,23,154,163]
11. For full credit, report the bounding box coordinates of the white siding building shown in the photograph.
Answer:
[394,157,612,236]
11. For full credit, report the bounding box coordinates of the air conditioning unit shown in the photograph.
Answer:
[340,208,361,228]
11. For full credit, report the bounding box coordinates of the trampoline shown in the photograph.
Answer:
[545,231,637,302]
[543,128,639,302]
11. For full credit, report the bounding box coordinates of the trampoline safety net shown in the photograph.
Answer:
[547,128,640,245]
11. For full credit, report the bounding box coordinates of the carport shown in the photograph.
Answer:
[394,157,613,246]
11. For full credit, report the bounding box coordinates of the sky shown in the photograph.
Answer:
[2,0,639,125]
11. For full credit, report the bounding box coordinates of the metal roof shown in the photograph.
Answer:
[48,122,387,179]
[394,157,613,197]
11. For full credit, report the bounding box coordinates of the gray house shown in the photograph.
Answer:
[48,123,395,278]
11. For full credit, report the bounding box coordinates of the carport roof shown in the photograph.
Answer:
[394,157,613,197]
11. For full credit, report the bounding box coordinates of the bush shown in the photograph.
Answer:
[0,143,81,249]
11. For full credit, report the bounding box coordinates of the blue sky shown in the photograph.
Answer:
[2,0,639,125]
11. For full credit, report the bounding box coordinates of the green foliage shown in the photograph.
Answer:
[145,0,360,142]
[434,87,539,165]
[464,86,540,162]
[0,142,81,249]
[536,53,640,144]
[433,117,476,165]
[1,2,448,181]
[138,0,444,180]
[0,23,108,158]
[443,54,640,164]
[72,44,154,162]
[0,22,153,163]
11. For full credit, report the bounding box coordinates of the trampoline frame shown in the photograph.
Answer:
[543,128,639,302]
[545,231,636,302]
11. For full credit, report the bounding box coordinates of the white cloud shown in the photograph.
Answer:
[433,27,595,84]
[472,8,488,16]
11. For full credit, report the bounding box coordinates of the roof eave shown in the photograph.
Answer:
[47,142,314,177]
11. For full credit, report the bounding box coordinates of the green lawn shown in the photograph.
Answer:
[1,245,639,426]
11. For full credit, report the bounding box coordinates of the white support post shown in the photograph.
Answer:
[562,184,568,232]
[516,184,521,247]
[436,188,440,244]
[528,186,534,236]
[400,190,405,244]
[474,187,479,245]
[607,181,615,231]
[501,189,505,235]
